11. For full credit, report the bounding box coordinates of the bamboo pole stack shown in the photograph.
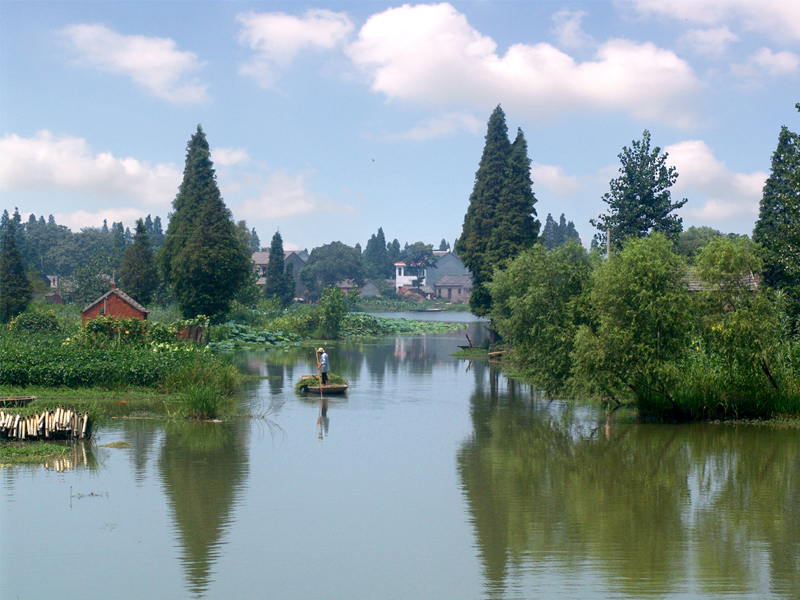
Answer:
[0,407,90,440]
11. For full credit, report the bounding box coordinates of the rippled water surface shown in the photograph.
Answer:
[2,318,799,599]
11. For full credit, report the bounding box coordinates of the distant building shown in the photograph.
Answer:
[81,283,148,326]
[252,250,308,298]
[394,261,428,291]
[434,275,473,303]
[394,251,471,292]
[361,280,380,297]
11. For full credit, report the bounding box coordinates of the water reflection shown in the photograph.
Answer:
[158,420,250,597]
[458,375,800,598]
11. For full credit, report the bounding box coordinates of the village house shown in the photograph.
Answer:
[81,283,148,326]
[252,250,309,298]
[394,251,472,298]
[433,275,473,303]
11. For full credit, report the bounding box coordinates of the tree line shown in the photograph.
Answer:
[458,104,799,420]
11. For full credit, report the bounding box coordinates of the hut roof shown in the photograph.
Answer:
[82,288,149,315]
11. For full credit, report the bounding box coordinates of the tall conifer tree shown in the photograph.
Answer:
[753,126,800,292]
[119,219,159,305]
[0,216,32,323]
[265,230,293,307]
[161,125,251,318]
[485,128,539,266]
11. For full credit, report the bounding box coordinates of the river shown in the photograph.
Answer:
[2,315,799,599]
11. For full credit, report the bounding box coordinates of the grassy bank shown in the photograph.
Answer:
[0,440,72,463]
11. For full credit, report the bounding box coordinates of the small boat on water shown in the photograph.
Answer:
[296,375,349,395]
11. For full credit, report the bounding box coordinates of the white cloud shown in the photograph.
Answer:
[680,27,738,57]
[346,3,700,127]
[392,112,483,140]
[53,208,155,231]
[0,131,181,205]
[236,171,354,219]
[61,23,208,104]
[236,9,353,87]
[731,48,800,78]
[530,163,584,197]
[665,139,767,221]
[212,147,250,166]
[623,0,800,42]
[551,10,595,49]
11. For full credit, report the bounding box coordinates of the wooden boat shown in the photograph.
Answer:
[304,384,348,395]
[0,396,37,407]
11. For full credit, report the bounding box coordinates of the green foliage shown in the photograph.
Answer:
[491,241,593,393]
[364,227,392,280]
[753,126,800,308]
[72,252,112,306]
[209,323,301,350]
[68,315,149,348]
[264,230,294,307]
[300,241,363,300]
[591,130,687,249]
[0,216,32,323]
[541,213,582,251]
[317,286,348,339]
[8,308,62,334]
[161,125,251,320]
[119,219,159,305]
[457,106,539,316]
[572,235,691,411]
[676,226,723,261]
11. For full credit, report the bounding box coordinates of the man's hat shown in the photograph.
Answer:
[318,348,324,353]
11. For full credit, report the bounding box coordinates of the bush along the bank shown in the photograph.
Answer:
[491,234,800,421]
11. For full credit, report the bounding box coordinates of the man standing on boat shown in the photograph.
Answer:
[317,348,329,386]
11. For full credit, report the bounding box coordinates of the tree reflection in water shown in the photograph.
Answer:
[458,365,800,598]
[158,420,249,597]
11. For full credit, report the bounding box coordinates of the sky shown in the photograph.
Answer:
[1,1,798,252]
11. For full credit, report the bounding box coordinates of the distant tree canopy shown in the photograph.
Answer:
[160,125,252,319]
[300,241,364,300]
[456,105,540,316]
[591,130,686,250]
[542,213,582,251]
[363,227,392,280]
[0,214,32,323]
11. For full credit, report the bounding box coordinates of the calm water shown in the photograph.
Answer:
[2,318,799,600]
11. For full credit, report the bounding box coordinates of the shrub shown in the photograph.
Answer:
[8,308,62,334]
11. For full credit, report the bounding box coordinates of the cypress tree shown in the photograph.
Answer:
[265,230,293,307]
[485,128,539,266]
[119,219,159,305]
[160,125,218,285]
[753,126,800,291]
[364,227,391,280]
[0,216,32,323]
[162,126,252,319]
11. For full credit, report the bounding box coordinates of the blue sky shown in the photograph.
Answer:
[1,1,798,251]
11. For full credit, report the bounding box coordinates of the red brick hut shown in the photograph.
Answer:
[81,283,149,326]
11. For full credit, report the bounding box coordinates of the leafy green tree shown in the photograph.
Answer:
[438,239,450,251]
[401,241,435,290]
[72,252,111,306]
[264,230,294,307]
[0,216,32,323]
[316,286,348,339]
[387,238,401,266]
[364,227,392,280]
[170,199,253,319]
[162,125,252,319]
[491,240,593,393]
[300,241,363,300]
[119,219,159,305]
[591,130,687,249]
[753,126,800,294]
[572,234,691,415]
[676,226,722,261]
[144,215,165,251]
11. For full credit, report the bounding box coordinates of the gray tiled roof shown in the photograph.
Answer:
[434,275,473,288]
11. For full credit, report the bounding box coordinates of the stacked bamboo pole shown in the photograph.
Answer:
[0,407,90,440]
